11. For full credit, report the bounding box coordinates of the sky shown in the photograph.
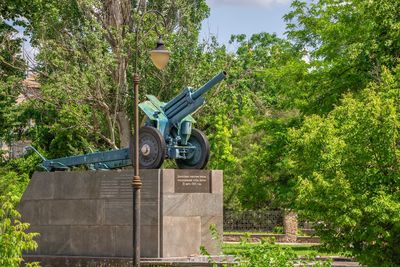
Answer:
[200,0,293,48]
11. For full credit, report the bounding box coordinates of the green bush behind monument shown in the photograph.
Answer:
[0,168,39,267]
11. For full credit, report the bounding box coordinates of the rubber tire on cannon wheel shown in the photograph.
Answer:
[138,126,166,169]
[176,128,210,169]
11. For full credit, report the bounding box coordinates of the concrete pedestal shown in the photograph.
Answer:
[19,169,223,259]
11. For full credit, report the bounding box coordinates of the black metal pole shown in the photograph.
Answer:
[132,73,142,267]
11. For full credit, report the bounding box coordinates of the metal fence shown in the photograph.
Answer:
[223,209,284,233]
[298,218,314,230]
[224,210,315,234]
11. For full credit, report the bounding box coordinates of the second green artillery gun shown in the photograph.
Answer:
[29,71,227,171]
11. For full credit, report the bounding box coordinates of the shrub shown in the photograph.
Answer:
[0,171,39,267]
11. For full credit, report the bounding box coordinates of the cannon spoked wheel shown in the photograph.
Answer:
[176,128,210,169]
[138,126,166,169]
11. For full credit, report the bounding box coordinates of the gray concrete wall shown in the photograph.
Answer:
[19,169,223,258]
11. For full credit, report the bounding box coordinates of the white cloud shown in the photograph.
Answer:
[207,0,291,8]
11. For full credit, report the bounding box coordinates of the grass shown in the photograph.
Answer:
[222,243,337,257]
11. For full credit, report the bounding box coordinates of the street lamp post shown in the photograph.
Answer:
[132,72,141,267]
[131,11,170,267]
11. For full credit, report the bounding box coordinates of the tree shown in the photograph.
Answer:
[221,32,307,210]
[0,167,39,267]
[0,6,40,265]
[237,2,400,265]
[188,32,307,209]
[284,0,400,114]
[0,19,27,147]
[289,67,400,266]
[1,0,209,156]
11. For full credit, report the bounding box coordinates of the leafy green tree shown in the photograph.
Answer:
[194,32,308,209]
[0,0,211,158]
[237,2,400,266]
[239,116,299,210]
[0,19,27,146]
[191,33,299,209]
[0,170,39,267]
[289,67,400,266]
[0,7,40,265]
[22,0,210,153]
[222,32,307,210]
[285,0,400,114]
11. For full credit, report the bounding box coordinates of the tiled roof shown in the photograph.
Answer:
[22,73,40,89]
[17,73,41,104]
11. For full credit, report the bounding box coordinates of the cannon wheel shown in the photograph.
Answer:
[139,126,166,169]
[176,128,210,169]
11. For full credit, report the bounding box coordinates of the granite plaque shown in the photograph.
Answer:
[174,170,211,193]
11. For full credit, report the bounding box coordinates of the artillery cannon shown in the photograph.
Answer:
[29,71,226,171]
[139,70,226,169]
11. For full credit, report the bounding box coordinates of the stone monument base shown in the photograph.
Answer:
[19,169,223,261]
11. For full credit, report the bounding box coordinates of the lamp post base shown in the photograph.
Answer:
[132,176,142,267]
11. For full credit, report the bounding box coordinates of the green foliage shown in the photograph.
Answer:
[196,32,306,209]
[0,171,39,267]
[0,193,39,267]
[2,0,400,266]
[0,10,39,264]
[203,227,331,266]
[289,67,400,266]
[0,0,213,155]
[234,238,331,267]
[285,0,400,114]
[0,19,27,144]
[238,239,297,267]
[238,1,400,265]
[208,114,237,171]
[239,116,299,209]
[273,226,284,234]
[3,154,42,177]
[223,242,334,257]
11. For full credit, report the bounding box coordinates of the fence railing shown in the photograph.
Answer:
[224,209,314,234]
[223,209,284,233]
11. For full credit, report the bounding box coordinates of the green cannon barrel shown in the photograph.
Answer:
[192,71,227,100]
[162,71,226,123]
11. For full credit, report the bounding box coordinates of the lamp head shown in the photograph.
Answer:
[149,37,170,70]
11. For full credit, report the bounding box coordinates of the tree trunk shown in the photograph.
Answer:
[117,111,131,148]
[103,0,132,148]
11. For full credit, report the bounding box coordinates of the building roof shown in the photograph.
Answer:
[17,73,41,104]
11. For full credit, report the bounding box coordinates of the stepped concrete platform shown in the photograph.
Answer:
[19,169,223,263]
[23,255,236,267]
